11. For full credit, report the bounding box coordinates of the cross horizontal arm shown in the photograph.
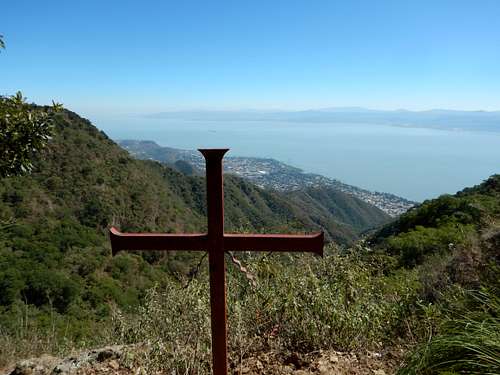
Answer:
[224,232,324,256]
[109,227,207,255]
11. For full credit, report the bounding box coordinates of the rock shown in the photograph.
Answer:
[316,363,331,374]
[255,360,264,371]
[7,345,404,374]
[51,346,124,374]
[95,347,121,363]
[284,353,307,369]
[9,355,59,375]
[328,353,339,363]
[51,358,77,374]
[107,360,119,371]
[7,346,125,375]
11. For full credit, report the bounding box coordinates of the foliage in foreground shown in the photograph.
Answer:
[104,175,500,374]
[373,175,500,374]
[399,289,500,375]
[0,221,498,373]
[3,246,421,370]
[109,248,421,373]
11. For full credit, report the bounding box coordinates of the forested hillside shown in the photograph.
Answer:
[0,109,387,355]
[370,175,500,374]
[370,174,499,272]
[288,186,390,234]
[1,108,498,373]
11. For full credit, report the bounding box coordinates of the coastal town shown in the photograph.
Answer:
[119,140,416,216]
[215,156,414,217]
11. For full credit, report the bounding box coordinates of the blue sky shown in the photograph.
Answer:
[1,0,499,115]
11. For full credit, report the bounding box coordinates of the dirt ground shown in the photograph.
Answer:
[2,346,406,374]
[232,349,404,375]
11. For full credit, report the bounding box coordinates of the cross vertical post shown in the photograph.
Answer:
[109,148,324,375]
[202,149,229,375]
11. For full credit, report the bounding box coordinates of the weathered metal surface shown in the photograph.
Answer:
[109,230,324,255]
[224,232,323,254]
[109,148,324,375]
[109,228,207,255]
[202,149,229,375]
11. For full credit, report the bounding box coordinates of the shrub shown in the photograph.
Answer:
[385,224,473,268]
[110,281,211,374]
[108,249,423,373]
[399,289,500,374]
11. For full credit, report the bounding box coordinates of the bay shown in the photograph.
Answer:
[96,117,500,202]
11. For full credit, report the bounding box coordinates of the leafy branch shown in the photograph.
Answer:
[0,92,62,178]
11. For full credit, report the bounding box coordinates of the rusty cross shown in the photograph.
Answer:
[109,149,323,375]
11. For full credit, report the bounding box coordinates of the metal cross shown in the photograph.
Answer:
[109,149,324,375]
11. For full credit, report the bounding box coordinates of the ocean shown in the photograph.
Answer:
[97,117,500,202]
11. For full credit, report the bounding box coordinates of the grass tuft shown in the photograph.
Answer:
[399,289,500,375]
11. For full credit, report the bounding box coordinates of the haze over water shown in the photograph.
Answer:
[99,117,500,202]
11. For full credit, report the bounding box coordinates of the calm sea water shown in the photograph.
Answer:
[97,117,500,202]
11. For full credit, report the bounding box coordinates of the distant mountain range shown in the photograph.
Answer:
[144,107,500,132]
[118,140,416,216]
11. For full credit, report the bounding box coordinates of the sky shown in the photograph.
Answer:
[1,0,500,116]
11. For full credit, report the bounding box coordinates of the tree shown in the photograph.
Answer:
[0,35,62,178]
[0,92,62,177]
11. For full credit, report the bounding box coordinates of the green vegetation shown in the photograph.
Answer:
[0,104,498,373]
[108,174,499,374]
[0,107,386,365]
[378,176,500,374]
[400,289,500,374]
[110,248,421,373]
[0,93,62,178]
[288,186,391,234]
[0,39,63,178]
